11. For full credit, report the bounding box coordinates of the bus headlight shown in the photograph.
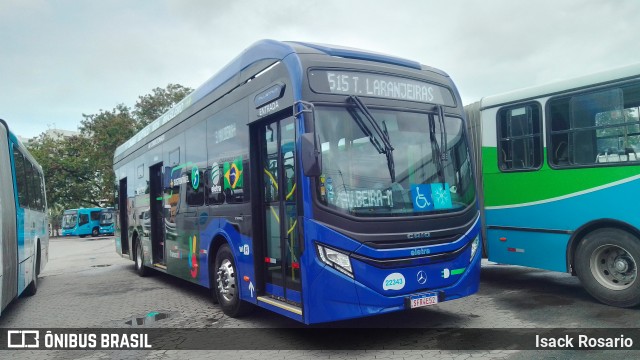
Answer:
[470,235,480,263]
[316,244,353,278]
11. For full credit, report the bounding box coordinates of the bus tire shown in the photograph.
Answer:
[24,246,40,296]
[214,244,253,317]
[135,238,148,277]
[575,228,640,307]
[92,227,99,237]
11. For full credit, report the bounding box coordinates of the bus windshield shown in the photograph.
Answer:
[100,211,114,225]
[315,105,475,217]
[61,212,78,229]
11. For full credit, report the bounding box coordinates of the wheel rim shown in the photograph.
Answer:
[217,259,236,302]
[589,244,637,290]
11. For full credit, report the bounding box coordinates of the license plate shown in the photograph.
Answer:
[409,293,439,308]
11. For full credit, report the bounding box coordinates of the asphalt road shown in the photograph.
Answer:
[1,236,638,359]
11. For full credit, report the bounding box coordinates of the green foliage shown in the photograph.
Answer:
[28,84,193,214]
[133,83,193,130]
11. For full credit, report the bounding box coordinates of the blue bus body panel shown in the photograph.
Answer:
[301,216,482,323]
[486,176,640,272]
[199,217,256,304]
[99,224,115,235]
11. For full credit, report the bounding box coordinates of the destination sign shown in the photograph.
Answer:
[309,70,455,106]
[254,83,285,108]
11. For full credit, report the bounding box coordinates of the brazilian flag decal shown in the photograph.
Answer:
[224,157,243,190]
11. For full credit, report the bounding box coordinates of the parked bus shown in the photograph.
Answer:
[99,208,115,236]
[61,207,103,237]
[465,63,640,307]
[0,119,49,316]
[114,40,482,324]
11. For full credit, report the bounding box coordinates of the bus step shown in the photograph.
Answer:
[153,263,167,270]
[257,296,302,315]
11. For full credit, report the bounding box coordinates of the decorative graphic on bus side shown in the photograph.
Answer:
[188,235,199,279]
[191,166,200,190]
[224,158,243,190]
[210,162,221,193]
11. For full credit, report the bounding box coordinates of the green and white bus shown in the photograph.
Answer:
[466,63,640,307]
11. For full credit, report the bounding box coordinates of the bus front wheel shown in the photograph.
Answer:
[92,227,99,237]
[135,239,148,277]
[575,228,640,307]
[214,244,253,317]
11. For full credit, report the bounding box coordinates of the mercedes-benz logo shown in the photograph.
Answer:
[417,270,427,285]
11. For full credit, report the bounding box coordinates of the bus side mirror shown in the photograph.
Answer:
[301,132,322,177]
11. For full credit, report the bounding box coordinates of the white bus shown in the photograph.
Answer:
[0,119,49,316]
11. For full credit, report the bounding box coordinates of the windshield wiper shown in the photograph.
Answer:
[347,95,396,182]
[429,105,448,186]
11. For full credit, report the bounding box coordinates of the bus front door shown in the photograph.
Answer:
[258,117,302,308]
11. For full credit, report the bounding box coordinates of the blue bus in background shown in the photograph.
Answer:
[0,119,49,316]
[61,207,103,237]
[114,40,481,324]
[99,208,115,235]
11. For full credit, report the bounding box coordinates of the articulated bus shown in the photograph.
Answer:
[0,119,49,316]
[466,63,640,307]
[61,207,103,237]
[114,40,482,324]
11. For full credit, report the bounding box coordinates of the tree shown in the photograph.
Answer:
[79,104,138,206]
[133,83,193,130]
[29,133,101,209]
[29,84,192,214]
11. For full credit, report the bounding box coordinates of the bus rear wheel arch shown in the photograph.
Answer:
[213,243,253,317]
[24,240,41,297]
[575,228,640,307]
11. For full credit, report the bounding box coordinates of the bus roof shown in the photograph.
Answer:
[477,62,640,110]
[114,39,441,162]
[0,119,44,174]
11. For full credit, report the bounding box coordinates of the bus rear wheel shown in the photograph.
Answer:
[24,244,40,296]
[575,228,640,307]
[214,244,253,317]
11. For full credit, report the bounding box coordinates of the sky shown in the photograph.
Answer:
[2,0,639,139]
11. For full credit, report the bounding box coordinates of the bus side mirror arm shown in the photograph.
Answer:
[301,132,322,177]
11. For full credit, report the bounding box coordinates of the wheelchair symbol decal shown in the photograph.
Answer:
[410,183,453,212]
[410,184,434,212]
[414,187,431,209]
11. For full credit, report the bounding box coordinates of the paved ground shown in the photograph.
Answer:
[1,236,638,359]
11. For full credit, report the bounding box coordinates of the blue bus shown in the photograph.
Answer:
[99,208,115,235]
[0,119,49,316]
[61,207,103,237]
[114,40,481,324]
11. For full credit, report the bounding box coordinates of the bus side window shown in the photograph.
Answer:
[497,103,542,171]
[13,147,30,208]
[79,213,89,226]
[90,211,101,221]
